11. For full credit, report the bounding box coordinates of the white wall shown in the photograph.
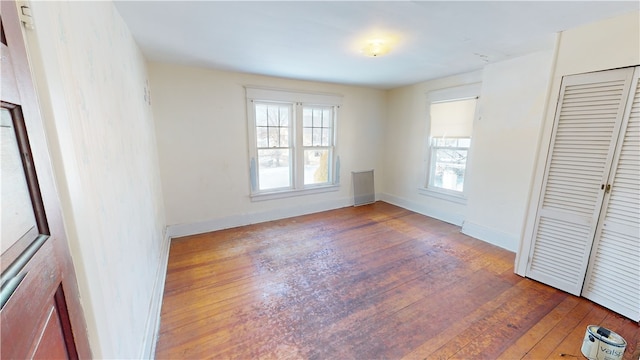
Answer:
[381,71,483,225]
[17,4,637,355]
[382,49,557,251]
[149,63,386,235]
[554,11,640,78]
[462,50,555,251]
[24,2,167,358]
[381,48,555,253]
[517,11,640,274]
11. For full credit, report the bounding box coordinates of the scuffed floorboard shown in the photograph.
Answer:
[155,202,639,359]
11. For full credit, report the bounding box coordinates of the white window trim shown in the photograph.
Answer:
[250,184,340,202]
[420,83,480,203]
[418,187,468,205]
[428,83,481,103]
[246,86,342,201]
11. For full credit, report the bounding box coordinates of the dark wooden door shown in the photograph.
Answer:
[1,2,91,358]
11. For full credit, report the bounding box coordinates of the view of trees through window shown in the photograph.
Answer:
[256,103,291,190]
[428,93,476,194]
[254,102,334,191]
[303,107,333,185]
[431,138,470,192]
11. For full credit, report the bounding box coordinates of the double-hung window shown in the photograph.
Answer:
[254,102,293,190]
[302,106,334,185]
[246,87,341,199]
[423,84,479,200]
[429,135,471,192]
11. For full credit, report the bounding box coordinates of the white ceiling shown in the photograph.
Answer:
[114,1,639,89]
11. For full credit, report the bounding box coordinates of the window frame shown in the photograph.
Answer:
[253,100,294,191]
[246,87,341,201]
[427,137,471,194]
[420,84,480,203]
[301,105,337,187]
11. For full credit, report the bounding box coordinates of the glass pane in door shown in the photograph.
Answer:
[1,107,37,253]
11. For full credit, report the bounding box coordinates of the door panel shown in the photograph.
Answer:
[32,304,70,360]
[1,237,66,358]
[0,1,90,358]
[526,68,635,295]
[582,68,640,321]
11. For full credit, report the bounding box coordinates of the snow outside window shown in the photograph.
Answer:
[246,87,341,200]
[427,94,478,197]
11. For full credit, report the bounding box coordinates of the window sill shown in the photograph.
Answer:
[418,187,467,205]
[251,184,340,202]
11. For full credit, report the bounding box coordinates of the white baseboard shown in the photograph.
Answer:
[378,193,465,226]
[379,193,517,253]
[168,192,518,252]
[139,228,172,359]
[461,221,517,253]
[167,197,354,238]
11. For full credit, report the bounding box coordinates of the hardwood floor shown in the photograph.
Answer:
[155,202,639,359]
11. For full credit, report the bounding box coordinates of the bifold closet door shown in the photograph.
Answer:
[581,69,640,322]
[526,68,635,296]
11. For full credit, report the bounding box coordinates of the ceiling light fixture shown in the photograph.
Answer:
[361,39,391,57]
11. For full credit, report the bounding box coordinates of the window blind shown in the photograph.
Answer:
[430,98,477,138]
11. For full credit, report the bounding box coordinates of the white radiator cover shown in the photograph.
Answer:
[352,170,375,206]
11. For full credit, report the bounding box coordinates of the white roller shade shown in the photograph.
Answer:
[430,98,477,138]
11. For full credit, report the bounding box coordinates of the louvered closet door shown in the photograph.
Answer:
[526,68,635,295]
[582,68,640,321]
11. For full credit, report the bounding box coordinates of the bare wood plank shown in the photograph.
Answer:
[155,202,640,360]
[520,301,606,359]
[497,295,581,359]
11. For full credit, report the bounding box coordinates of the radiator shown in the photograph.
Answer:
[352,170,375,206]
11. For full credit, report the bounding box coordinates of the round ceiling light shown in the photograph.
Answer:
[361,39,391,57]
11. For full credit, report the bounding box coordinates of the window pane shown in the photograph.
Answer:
[267,107,279,125]
[323,108,332,126]
[313,108,323,127]
[321,128,330,146]
[1,108,38,251]
[433,148,467,191]
[304,149,330,185]
[431,137,471,148]
[312,128,322,146]
[258,149,290,190]
[303,106,334,148]
[268,127,279,147]
[256,127,268,147]
[255,105,268,126]
[303,108,312,127]
[279,107,289,126]
[458,138,471,147]
[444,138,458,147]
[279,127,289,147]
[248,90,341,195]
[255,102,290,149]
[303,128,312,146]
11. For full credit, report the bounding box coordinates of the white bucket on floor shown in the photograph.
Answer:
[581,325,626,360]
